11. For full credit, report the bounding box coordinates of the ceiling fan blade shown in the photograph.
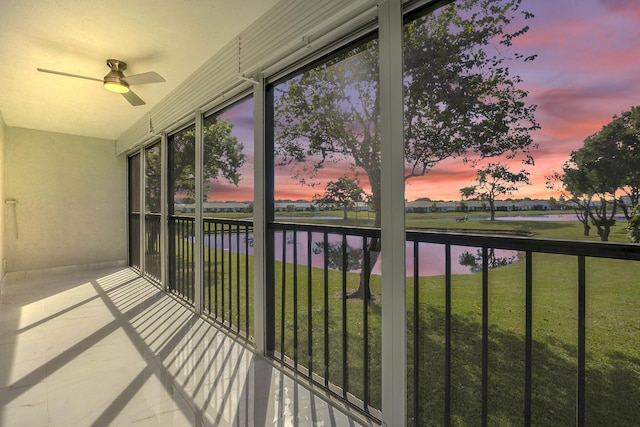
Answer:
[122,90,145,106]
[122,71,165,86]
[37,68,102,82]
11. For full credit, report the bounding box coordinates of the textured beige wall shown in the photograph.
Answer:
[4,127,126,272]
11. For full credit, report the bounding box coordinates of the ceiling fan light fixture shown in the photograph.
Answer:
[103,80,130,93]
[103,62,129,93]
[37,58,163,106]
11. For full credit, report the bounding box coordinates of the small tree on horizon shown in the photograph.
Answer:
[313,176,366,220]
[462,163,531,220]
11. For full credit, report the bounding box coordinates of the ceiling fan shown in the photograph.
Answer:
[37,59,165,106]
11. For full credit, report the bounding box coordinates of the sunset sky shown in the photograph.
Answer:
[208,0,640,203]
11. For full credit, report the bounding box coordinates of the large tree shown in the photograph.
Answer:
[555,106,640,241]
[275,0,538,297]
[144,119,245,251]
[547,166,594,237]
[168,119,246,210]
[611,106,640,220]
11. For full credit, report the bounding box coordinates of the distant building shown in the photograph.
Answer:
[405,199,553,212]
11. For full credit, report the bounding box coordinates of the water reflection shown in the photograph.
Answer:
[203,231,518,277]
[458,248,519,274]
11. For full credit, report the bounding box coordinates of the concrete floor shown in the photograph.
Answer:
[0,266,375,426]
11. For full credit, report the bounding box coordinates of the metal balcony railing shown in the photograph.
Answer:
[267,222,382,418]
[168,216,195,303]
[157,215,640,425]
[144,213,162,283]
[406,230,640,426]
[203,218,253,339]
[128,213,141,270]
[267,222,640,426]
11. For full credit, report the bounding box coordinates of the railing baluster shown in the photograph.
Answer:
[293,230,299,367]
[174,219,179,294]
[179,219,184,296]
[236,224,241,331]
[190,220,195,300]
[129,214,139,270]
[157,218,161,277]
[182,219,187,297]
[223,224,227,320]
[482,246,489,427]
[168,219,173,290]
[214,222,219,319]
[229,223,233,325]
[324,231,330,387]
[342,233,348,397]
[525,251,532,427]
[307,231,313,377]
[207,222,212,312]
[245,224,250,339]
[577,255,586,427]
[363,235,370,409]
[281,230,287,360]
[184,220,187,298]
[445,243,451,426]
[180,219,184,297]
[413,240,420,426]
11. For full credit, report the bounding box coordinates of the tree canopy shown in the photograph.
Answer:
[461,163,530,220]
[274,0,538,229]
[274,0,539,297]
[168,119,246,213]
[313,176,366,220]
[555,106,640,241]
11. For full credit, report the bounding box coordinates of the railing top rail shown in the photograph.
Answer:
[270,221,640,261]
[269,221,381,237]
[203,217,254,226]
[168,215,196,221]
[409,229,640,261]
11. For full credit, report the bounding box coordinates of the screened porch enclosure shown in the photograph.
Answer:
[124,1,640,426]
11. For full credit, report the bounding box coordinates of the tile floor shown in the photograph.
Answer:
[0,266,378,426]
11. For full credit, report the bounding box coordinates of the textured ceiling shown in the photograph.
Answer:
[0,0,279,140]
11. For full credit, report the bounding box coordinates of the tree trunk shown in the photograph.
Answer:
[597,225,610,242]
[347,181,381,300]
[346,237,379,300]
[343,205,348,220]
[489,199,496,221]
[574,207,591,236]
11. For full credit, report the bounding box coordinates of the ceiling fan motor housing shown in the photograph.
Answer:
[103,59,130,93]
[104,59,129,87]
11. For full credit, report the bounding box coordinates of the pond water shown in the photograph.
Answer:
[492,213,579,221]
[202,214,620,276]
[492,213,625,221]
[203,231,517,277]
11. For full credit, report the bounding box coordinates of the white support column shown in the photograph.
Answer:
[160,132,168,291]
[253,74,267,354]
[139,144,146,277]
[379,0,406,426]
[194,112,204,314]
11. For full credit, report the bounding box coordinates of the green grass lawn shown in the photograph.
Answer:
[174,211,639,425]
